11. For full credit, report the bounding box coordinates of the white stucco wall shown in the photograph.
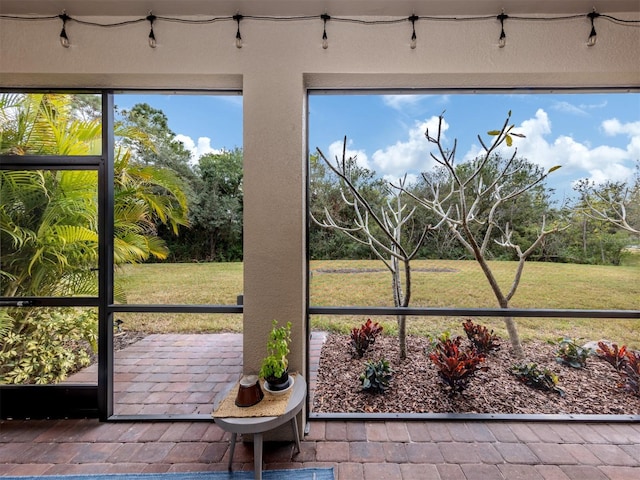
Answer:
[1,10,639,424]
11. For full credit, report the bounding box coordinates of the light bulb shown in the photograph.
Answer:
[497,11,508,49]
[233,14,243,49]
[409,15,418,50]
[147,13,157,48]
[321,14,330,50]
[59,28,70,48]
[148,30,157,48]
[58,12,70,48]
[587,10,599,47]
[498,32,506,48]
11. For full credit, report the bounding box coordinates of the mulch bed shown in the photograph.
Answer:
[312,333,640,415]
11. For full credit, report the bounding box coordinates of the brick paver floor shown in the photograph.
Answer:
[2,332,638,479]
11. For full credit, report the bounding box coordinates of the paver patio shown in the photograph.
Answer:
[2,332,638,479]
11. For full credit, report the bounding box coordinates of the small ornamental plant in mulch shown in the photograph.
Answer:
[462,318,501,354]
[360,358,393,393]
[553,337,589,369]
[511,362,566,396]
[428,335,488,396]
[349,318,383,358]
[597,341,640,397]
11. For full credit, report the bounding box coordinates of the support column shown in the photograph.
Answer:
[242,72,307,432]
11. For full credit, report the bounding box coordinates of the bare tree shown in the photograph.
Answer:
[403,112,564,359]
[312,138,432,359]
[575,175,640,236]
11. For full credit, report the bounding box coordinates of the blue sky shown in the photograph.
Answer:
[115,91,639,200]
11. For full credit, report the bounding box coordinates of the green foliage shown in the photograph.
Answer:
[424,330,451,354]
[462,319,501,353]
[360,358,392,393]
[597,342,640,397]
[259,320,291,381]
[511,363,565,396]
[350,318,383,358]
[428,336,487,395]
[553,337,588,368]
[0,308,97,384]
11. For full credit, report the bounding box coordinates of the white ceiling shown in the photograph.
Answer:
[0,0,638,16]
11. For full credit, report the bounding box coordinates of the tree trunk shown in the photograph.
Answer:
[503,313,524,359]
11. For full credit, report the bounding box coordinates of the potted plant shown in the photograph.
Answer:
[259,319,292,392]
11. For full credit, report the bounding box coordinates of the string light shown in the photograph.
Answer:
[147,13,157,48]
[409,14,418,49]
[233,14,243,48]
[58,11,70,48]
[0,10,637,49]
[587,9,600,46]
[321,14,330,49]
[497,10,508,48]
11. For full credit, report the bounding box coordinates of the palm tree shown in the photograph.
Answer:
[0,93,189,383]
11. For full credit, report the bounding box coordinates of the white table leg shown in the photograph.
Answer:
[228,432,237,471]
[253,432,263,480]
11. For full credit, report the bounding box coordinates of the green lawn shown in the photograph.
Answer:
[116,258,640,348]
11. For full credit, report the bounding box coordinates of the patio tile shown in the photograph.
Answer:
[405,442,445,463]
[363,463,401,480]
[316,441,350,462]
[365,421,388,441]
[439,442,481,463]
[337,462,364,480]
[346,422,367,441]
[534,465,572,480]
[497,464,544,479]
[436,464,466,480]
[494,442,539,464]
[559,465,608,480]
[399,463,440,480]
[460,464,505,480]
[348,441,385,462]
[528,443,579,465]
[586,444,638,466]
[385,421,410,442]
[598,466,640,480]
[383,442,408,463]
[326,421,348,441]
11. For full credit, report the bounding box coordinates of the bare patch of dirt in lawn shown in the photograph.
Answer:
[312,333,639,415]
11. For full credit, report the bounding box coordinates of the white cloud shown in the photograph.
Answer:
[602,118,640,136]
[502,110,637,186]
[552,101,588,116]
[174,134,221,163]
[459,109,638,188]
[382,94,449,112]
[371,116,446,180]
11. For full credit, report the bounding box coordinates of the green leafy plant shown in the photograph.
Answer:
[511,363,565,396]
[259,320,292,382]
[424,330,451,354]
[428,336,487,395]
[462,319,501,353]
[350,318,383,358]
[360,358,393,393]
[597,341,640,397]
[554,337,589,368]
[0,308,97,384]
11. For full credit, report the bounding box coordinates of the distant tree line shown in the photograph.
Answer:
[119,103,639,266]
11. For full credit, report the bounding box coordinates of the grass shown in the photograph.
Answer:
[116,258,640,348]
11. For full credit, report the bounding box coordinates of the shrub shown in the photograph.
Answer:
[360,358,393,393]
[350,319,383,358]
[0,308,97,384]
[554,337,589,368]
[462,319,501,353]
[597,341,640,397]
[511,362,565,396]
[428,336,487,395]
